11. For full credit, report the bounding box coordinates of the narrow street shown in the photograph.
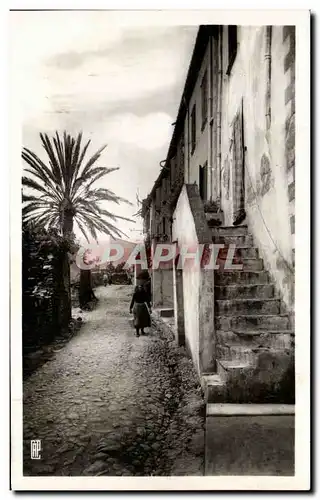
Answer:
[23,285,204,477]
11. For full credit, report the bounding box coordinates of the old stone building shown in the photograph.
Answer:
[142,25,295,403]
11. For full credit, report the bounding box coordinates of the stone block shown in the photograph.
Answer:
[159,308,174,318]
[216,298,281,316]
[285,82,295,104]
[205,413,295,475]
[284,49,295,73]
[215,270,270,286]
[288,182,295,202]
[290,215,295,234]
[216,313,289,331]
[283,26,295,42]
[215,284,274,300]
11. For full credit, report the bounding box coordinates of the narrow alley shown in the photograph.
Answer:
[23,285,204,477]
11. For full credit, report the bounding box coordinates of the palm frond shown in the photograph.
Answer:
[72,137,91,189]
[80,144,107,179]
[22,176,53,196]
[22,148,62,196]
[22,132,133,240]
[40,133,63,187]
[74,217,91,243]
[70,132,83,189]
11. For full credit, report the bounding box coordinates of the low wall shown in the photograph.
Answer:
[205,404,295,476]
[172,184,216,375]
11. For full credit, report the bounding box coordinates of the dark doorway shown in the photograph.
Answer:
[199,162,208,201]
[232,106,246,225]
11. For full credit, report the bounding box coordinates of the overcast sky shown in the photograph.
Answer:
[11,11,197,243]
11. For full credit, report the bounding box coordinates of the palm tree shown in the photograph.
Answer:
[22,131,133,318]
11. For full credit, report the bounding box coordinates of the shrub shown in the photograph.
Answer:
[22,223,72,352]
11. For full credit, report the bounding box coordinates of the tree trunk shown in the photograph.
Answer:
[79,269,98,310]
[56,250,72,333]
[61,210,73,331]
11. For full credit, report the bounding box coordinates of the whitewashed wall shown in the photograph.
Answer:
[172,185,200,373]
[219,26,294,309]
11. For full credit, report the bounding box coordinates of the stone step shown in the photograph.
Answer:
[213,234,254,246]
[201,374,226,403]
[216,345,257,364]
[216,345,292,366]
[239,259,264,271]
[215,270,270,285]
[158,308,174,318]
[206,403,295,416]
[233,247,260,259]
[215,258,264,271]
[215,284,275,300]
[216,314,290,331]
[215,298,281,316]
[211,225,248,236]
[217,359,253,382]
[216,330,294,349]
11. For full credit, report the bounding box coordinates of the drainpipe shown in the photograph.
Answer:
[208,34,213,201]
[217,26,223,208]
[265,26,272,132]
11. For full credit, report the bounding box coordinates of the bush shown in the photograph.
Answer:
[22,223,72,352]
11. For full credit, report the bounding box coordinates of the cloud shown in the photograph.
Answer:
[11,15,196,123]
[13,11,198,240]
[45,26,196,71]
[104,112,173,151]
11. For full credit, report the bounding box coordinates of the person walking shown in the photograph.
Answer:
[129,283,152,337]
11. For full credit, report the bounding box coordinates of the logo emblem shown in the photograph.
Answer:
[30,440,41,459]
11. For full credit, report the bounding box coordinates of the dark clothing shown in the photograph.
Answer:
[132,303,151,328]
[144,280,152,304]
[130,286,151,310]
[130,285,151,330]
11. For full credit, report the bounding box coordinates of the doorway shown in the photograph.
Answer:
[231,105,246,225]
[199,162,208,201]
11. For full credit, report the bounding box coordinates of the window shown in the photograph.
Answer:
[226,25,238,75]
[201,70,208,130]
[191,105,196,154]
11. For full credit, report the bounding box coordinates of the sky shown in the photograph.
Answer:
[11,11,197,243]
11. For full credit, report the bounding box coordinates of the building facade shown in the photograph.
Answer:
[142,25,295,399]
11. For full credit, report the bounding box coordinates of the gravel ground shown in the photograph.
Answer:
[23,285,205,476]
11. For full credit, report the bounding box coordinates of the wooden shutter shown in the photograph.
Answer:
[232,106,246,225]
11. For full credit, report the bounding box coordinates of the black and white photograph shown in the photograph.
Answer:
[9,8,310,491]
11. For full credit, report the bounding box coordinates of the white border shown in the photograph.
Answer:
[9,8,310,492]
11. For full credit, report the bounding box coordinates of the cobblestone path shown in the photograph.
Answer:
[23,285,204,476]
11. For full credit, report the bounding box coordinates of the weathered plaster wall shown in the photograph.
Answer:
[219,26,295,311]
[152,268,174,308]
[184,43,210,187]
[173,267,185,346]
[173,184,216,375]
[173,186,200,372]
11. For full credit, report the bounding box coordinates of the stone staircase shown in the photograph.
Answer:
[202,225,294,402]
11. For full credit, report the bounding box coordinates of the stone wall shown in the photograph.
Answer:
[219,26,295,311]
[283,26,296,271]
